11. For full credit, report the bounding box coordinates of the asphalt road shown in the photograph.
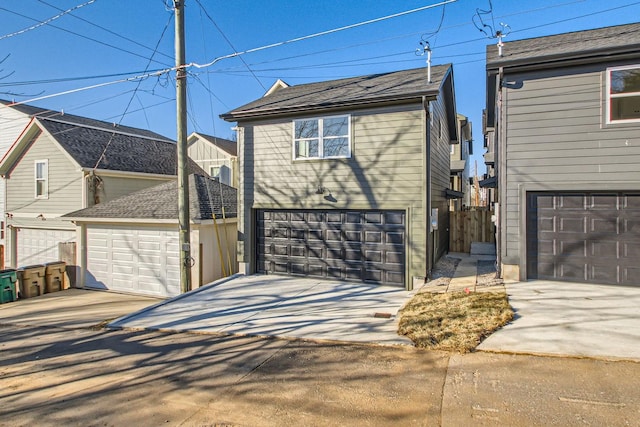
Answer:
[1,325,638,426]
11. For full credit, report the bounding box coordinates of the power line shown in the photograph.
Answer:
[194,0,266,90]
[0,6,173,67]
[36,0,174,62]
[190,0,458,69]
[0,0,96,41]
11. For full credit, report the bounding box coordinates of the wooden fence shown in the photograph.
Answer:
[449,209,495,253]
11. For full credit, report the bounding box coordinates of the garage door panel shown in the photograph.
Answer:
[86,225,180,297]
[257,209,405,287]
[528,192,640,286]
[17,228,75,267]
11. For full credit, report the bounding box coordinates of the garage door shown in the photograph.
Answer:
[86,225,180,297]
[17,228,75,267]
[257,210,405,286]
[527,192,640,285]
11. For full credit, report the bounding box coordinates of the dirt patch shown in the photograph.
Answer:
[398,257,513,353]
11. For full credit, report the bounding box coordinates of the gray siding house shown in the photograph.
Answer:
[449,113,473,210]
[221,65,457,290]
[0,113,204,269]
[485,22,640,285]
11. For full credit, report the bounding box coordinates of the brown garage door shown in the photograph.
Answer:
[257,210,405,286]
[526,192,640,285]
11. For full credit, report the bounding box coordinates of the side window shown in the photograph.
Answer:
[35,160,48,199]
[293,115,350,160]
[607,65,640,123]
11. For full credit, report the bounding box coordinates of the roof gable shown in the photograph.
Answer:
[221,65,452,120]
[62,174,237,221]
[189,132,237,157]
[0,118,206,177]
[0,99,173,142]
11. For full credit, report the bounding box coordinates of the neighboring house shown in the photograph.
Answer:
[62,174,237,298]
[485,22,640,285]
[0,115,204,269]
[188,132,238,188]
[0,100,174,268]
[449,113,473,210]
[221,65,458,290]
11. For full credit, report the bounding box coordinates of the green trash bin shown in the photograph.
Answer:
[0,269,17,304]
[17,265,46,299]
[44,261,67,293]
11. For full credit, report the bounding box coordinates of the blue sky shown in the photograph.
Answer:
[1,0,639,174]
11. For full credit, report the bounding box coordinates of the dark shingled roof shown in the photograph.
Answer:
[0,99,173,141]
[192,132,237,156]
[487,22,640,70]
[221,65,451,120]
[63,174,237,221]
[37,118,205,175]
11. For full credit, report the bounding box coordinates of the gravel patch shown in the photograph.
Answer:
[477,259,503,288]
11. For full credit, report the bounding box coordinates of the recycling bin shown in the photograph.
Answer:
[0,269,17,304]
[44,261,67,293]
[17,265,46,299]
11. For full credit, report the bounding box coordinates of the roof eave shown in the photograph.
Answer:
[221,91,439,121]
[487,44,640,73]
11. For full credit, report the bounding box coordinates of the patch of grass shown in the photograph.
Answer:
[398,291,513,353]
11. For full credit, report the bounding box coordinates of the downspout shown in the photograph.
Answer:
[496,67,504,278]
[423,96,433,276]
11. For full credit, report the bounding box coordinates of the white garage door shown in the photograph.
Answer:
[86,224,180,298]
[17,228,75,267]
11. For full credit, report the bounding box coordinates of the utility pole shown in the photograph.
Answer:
[174,0,191,293]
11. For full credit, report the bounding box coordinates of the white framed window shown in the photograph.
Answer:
[450,144,455,155]
[35,160,48,199]
[606,65,640,124]
[293,115,351,160]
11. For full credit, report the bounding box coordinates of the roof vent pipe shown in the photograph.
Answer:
[497,30,504,57]
[416,41,432,83]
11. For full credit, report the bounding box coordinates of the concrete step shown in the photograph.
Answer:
[470,242,496,256]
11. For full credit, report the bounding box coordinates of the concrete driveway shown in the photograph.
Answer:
[478,280,640,361]
[109,274,417,346]
[0,288,162,329]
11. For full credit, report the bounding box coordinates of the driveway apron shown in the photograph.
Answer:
[109,275,416,346]
[478,280,640,361]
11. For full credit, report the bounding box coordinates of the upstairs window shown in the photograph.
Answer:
[35,160,48,199]
[607,65,640,123]
[293,115,350,160]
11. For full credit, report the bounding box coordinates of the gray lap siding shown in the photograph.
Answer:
[502,62,640,273]
[238,103,441,287]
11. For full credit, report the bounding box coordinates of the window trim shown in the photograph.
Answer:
[292,114,351,161]
[34,159,48,199]
[606,64,640,124]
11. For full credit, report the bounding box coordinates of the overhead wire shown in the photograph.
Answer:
[36,0,174,62]
[194,0,266,91]
[0,6,173,67]
[0,0,96,41]
[92,10,174,170]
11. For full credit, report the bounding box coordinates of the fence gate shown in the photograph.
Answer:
[449,209,495,253]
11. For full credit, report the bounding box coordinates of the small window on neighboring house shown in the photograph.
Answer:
[607,65,640,123]
[293,115,350,160]
[210,164,231,186]
[35,160,48,199]
[450,144,455,155]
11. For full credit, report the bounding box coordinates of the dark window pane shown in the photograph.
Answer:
[323,116,348,137]
[610,95,640,121]
[610,69,640,94]
[323,137,348,157]
[295,120,318,139]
